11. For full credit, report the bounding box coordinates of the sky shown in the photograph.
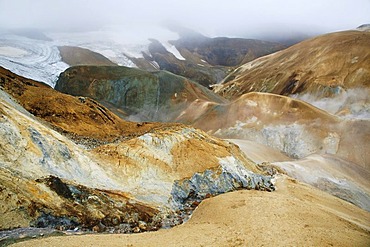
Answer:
[0,0,369,39]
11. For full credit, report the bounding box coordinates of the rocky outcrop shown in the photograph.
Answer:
[171,160,274,207]
[55,65,226,122]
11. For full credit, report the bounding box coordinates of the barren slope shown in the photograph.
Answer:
[273,154,370,211]
[215,30,370,99]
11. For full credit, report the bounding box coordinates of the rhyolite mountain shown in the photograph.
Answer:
[0,27,286,89]
[1,27,370,245]
[177,92,366,164]
[214,30,370,100]
[53,29,370,212]
[55,65,226,122]
[0,67,274,241]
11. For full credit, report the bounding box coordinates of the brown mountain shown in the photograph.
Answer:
[214,30,370,99]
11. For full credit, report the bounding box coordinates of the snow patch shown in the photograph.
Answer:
[149,60,160,69]
[161,41,186,60]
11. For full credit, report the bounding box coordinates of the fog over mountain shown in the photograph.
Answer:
[1,0,369,40]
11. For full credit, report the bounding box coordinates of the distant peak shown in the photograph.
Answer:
[356,24,370,31]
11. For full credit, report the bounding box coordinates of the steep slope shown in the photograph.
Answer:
[215,30,370,100]
[58,46,117,66]
[13,175,370,247]
[55,65,226,122]
[176,92,369,169]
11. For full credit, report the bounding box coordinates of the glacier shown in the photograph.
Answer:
[0,34,69,87]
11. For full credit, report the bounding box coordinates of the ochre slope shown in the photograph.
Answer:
[0,66,168,143]
[215,30,370,99]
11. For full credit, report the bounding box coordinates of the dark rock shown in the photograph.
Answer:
[32,213,78,229]
[36,176,73,200]
[171,167,274,208]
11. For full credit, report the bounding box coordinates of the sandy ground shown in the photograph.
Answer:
[12,175,370,247]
